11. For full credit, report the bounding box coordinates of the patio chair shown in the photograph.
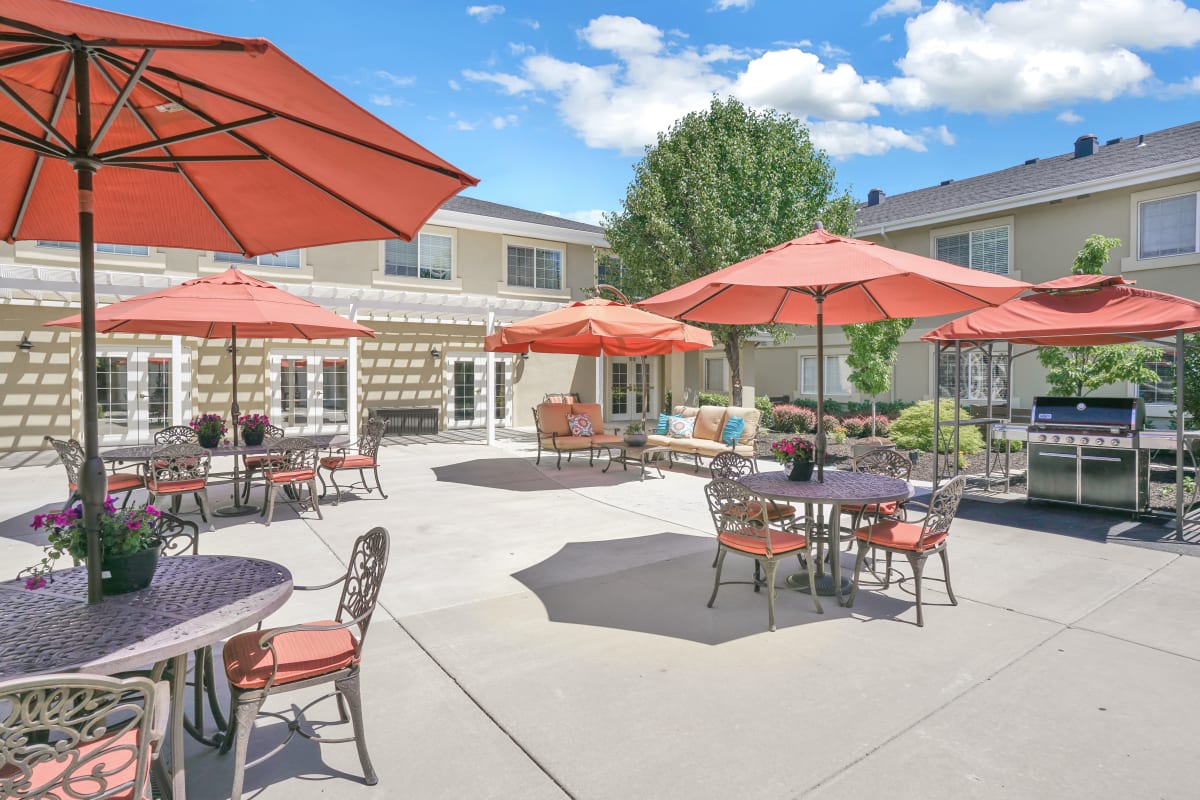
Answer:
[145,442,214,531]
[317,416,387,505]
[260,437,322,525]
[708,452,799,567]
[154,425,198,445]
[704,479,822,631]
[220,527,391,800]
[844,447,914,570]
[848,475,967,627]
[240,423,286,503]
[0,673,168,800]
[44,435,144,510]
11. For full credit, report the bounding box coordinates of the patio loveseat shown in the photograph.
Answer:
[532,402,623,469]
[646,404,761,471]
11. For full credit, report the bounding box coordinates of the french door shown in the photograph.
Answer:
[609,357,650,422]
[444,354,513,429]
[94,347,189,445]
[269,350,350,434]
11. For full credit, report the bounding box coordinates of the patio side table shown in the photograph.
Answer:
[0,555,293,800]
[602,443,673,480]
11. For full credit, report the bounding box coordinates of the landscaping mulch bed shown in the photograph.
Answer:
[755,430,1186,512]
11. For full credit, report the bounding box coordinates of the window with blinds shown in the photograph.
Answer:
[935,225,1010,274]
[385,233,452,280]
[214,249,301,268]
[1139,193,1198,259]
[507,245,562,290]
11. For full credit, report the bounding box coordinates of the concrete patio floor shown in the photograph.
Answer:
[3,432,1199,799]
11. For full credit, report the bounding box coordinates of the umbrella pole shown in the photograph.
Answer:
[72,46,106,604]
[816,295,826,483]
[216,324,256,516]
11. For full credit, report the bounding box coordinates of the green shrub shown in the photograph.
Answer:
[826,425,848,445]
[876,400,916,418]
[890,400,984,455]
[755,395,774,429]
[698,391,730,407]
[772,404,816,433]
[867,414,892,437]
[991,438,1024,452]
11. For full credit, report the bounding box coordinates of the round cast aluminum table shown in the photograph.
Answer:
[0,555,293,800]
[738,470,912,605]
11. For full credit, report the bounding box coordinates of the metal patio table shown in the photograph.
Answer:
[0,555,293,800]
[738,470,912,605]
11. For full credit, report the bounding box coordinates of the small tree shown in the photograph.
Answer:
[843,318,913,436]
[1038,235,1159,395]
[604,96,857,406]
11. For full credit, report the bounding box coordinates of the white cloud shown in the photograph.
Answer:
[819,42,851,60]
[926,124,956,145]
[454,119,476,131]
[878,32,893,42]
[894,0,1200,113]
[462,69,535,94]
[869,0,923,24]
[713,0,753,10]
[579,16,664,58]
[374,70,415,88]
[1159,74,1200,96]
[466,4,504,22]
[544,209,608,226]
[492,114,519,129]
[808,120,928,158]
[509,42,534,56]
[520,18,540,29]
[735,50,890,121]
[448,79,462,91]
[1057,110,1083,124]
[368,94,394,107]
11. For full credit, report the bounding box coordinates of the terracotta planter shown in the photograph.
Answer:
[101,547,159,594]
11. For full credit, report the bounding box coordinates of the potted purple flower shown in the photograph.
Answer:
[770,436,816,481]
[238,412,271,446]
[190,413,227,448]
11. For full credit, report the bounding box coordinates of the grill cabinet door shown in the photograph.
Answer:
[1028,443,1078,504]
[1079,447,1143,511]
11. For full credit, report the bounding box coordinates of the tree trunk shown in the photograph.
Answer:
[870,397,877,437]
[725,332,742,407]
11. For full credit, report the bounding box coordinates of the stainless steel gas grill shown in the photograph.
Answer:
[1026,396,1149,512]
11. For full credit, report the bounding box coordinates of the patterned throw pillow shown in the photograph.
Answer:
[721,415,745,447]
[567,414,594,437]
[656,412,671,435]
[668,415,695,439]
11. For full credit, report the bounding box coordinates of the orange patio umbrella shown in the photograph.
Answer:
[637,225,1030,479]
[0,0,475,602]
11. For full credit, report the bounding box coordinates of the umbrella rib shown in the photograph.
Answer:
[0,126,64,157]
[856,283,890,319]
[0,20,249,53]
[89,60,251,254]
[90,48,154,155]
[98,48,474,184]
[96,113,276,161]
[108,154,268,165]
[9,53,72,242]
[0,42,62,70]
[0,80,71,151]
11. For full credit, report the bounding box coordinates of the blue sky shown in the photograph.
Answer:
[98,0,1200,228]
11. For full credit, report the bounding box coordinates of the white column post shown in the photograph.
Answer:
[170,335,183,425]
[486,311,496,446]
[596,356,604,418]
[348,300,360,442]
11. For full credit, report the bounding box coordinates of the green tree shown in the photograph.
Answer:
[843,318,913,436]
[603,96,857,406]
[1038,235,1159,395]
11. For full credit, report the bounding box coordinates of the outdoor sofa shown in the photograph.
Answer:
[646,404,761,470]
[532,401,623,469]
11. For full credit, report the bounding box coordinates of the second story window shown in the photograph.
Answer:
[596,253,624,286]
[385,233,452,280]
[37,241,149,256]
[507,245,562,290]
[214,249,301,269]
[1139,193,1198,259]
[935,225,1010,275]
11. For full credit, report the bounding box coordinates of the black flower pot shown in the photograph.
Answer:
[788,459,814,481]
[241,428,265,446]
[101,547,160,594]
[198,432,221,449]
[624,434,648,447]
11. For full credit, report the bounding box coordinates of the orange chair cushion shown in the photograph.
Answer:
[244,454,279,467]
[589,434,623,446]
[842,501,899,517]
[320,454,377,469]
[70,473,144,493]
[149,478,206,493]
[744,500,798,521]
[223,620,358,689]
[267,469,315,483]
[719,528,807,556]
[854,519,945,552]
[22,727,146,799]
[572,403,605,434]
[537,403,573,436]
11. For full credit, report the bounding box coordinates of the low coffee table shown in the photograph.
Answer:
[603,443,673,480]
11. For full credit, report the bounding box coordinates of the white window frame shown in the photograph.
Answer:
[1124,179,1200,273]
[703,356,728,393]
[497,235,569,299]
[37,241,150,256]
[931,219,1013,276]
[800,355,851,396]
[268,348,352,435]
[15,240,167,270]
[383,232,453,280]
[213,249,302,269]
[938,350,1009,403]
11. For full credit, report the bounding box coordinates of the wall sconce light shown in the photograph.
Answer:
[17,335,33,352]
[430,346,441,361]
[520,351,529,360]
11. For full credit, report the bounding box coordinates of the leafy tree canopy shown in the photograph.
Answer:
[603,96,857,405]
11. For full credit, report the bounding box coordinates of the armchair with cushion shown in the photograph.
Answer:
[260,437,323,525]
[45,435,145,510]
[220,527,390,800]
[240,423,285,504]
[318,416,387,505]
[531,401,622,469]
[145,442,214,530]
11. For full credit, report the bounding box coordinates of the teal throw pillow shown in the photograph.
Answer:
[656,412,670,435]
[721,415,745,447]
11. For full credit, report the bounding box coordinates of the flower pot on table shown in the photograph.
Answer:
[197,433,221,449]
[788,459,814,481]
[241,428,265,446]
[101,546,160,594]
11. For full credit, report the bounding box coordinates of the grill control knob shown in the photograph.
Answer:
[1111,438,1121,447]
[1051,435,1060,443]
[1037,434,1047,442]
[1080,437,1089,445]
[1065,436,1075,444]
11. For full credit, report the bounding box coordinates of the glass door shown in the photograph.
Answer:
[270,350,350,434]
[94,347,186,445]
[609,357,649,422]
[445,354,513,429]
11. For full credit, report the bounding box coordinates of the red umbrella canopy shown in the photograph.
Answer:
[0,0,477,254]
[45,268,373,340]
[922,274,1200,346]
[636,228,1029,324]
[484,298,713,357]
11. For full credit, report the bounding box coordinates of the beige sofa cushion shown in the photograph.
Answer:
[692,406,726,441]
[537,403,572,436]
[721,406,762,446]
[646,434,673,447]
[672,405,700,418]
[572,403,606,434]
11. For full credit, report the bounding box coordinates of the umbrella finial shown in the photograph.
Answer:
[811,220,825,231]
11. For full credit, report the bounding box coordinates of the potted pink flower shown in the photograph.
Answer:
[770,436,815,481]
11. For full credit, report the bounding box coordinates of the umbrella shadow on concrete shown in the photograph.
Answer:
[431,457,650,492]
[511,531,911,644]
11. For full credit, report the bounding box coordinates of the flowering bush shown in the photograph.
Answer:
[840,415,871,438]
[771,404,816,433]
[770,436,815,465]
[190,413,227,438]
[237,413,270,434]
[22,497,161,589]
